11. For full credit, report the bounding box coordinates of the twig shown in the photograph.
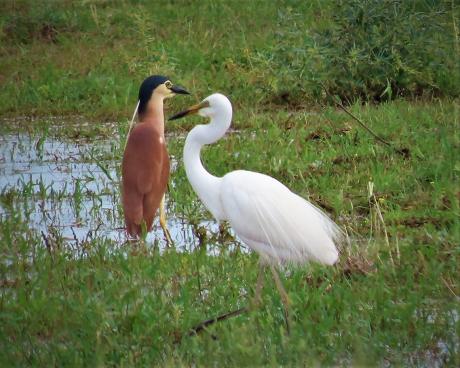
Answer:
[373,194,394,268]
[41,231,54,264]
[85,222,102,243]
[188,306,249,337]
[442,277,458,298]
[70,227,79,246]
[281,113,295,129]
[320,83,409,157]
[41,231,52,255]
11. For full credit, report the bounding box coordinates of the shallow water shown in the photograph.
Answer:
[0,130,221,250]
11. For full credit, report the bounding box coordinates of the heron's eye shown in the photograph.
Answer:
[164,81,173,89]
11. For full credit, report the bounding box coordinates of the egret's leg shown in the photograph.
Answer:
[252,261,266,308]
[159,194,173,246]
[269,264,291,334]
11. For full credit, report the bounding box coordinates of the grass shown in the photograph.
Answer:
[0,1,458,118]
[1,99,458,366]
[1,0,459,366]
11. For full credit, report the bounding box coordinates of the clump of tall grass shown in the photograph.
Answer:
[0,2,90,44]
[262,0,459,105]
[0,1,458,117]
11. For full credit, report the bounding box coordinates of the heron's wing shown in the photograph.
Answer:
[221,170,341,265]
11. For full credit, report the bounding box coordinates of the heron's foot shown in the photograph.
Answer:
[129,237,148,256]
[160,221,174,247]
[159,195,174,247]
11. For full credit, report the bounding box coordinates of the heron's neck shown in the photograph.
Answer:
[183,110,232,221]
[139,94,165,136]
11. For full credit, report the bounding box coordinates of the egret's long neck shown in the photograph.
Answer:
[183,108,232,221]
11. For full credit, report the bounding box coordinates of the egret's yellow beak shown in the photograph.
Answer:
[169,100,210,121]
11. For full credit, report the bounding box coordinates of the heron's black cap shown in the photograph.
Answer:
[138,75,190,115]
[138,75,169,115]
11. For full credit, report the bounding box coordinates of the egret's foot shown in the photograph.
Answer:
[250,261,266,310]
[269,264,291,335]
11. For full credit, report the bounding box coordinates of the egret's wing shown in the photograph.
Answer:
[221,170,341,265]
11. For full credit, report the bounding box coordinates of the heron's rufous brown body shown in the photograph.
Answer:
[122,96,169,236]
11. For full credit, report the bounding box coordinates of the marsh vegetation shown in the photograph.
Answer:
[0,1,458,366]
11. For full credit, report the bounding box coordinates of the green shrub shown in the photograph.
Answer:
[266,0,459,104]
[0,0,458,116]
[1,2,92,44]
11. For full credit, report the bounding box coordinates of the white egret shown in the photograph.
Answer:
[170,93,343,330]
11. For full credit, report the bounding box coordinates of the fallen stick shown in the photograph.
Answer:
[188,306,249,336]
[320,83,410,158]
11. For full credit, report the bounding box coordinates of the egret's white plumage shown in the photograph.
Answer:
[178,93,342,266]
[221,170,340,265]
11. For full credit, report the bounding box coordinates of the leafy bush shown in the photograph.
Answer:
[267,0,459,104]
[0,0,457,116]
[0,2,92,44]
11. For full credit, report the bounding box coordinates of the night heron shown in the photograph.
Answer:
[122,75,189,243]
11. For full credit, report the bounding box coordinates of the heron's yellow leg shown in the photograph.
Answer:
[269,264,291,334]
[159,194,173,246]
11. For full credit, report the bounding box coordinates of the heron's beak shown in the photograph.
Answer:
[170,85,190,95]
[169,101,209,121]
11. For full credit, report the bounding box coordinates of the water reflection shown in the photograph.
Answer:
[0,131,231,252]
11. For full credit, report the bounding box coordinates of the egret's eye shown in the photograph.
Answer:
[164,81,173,89]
